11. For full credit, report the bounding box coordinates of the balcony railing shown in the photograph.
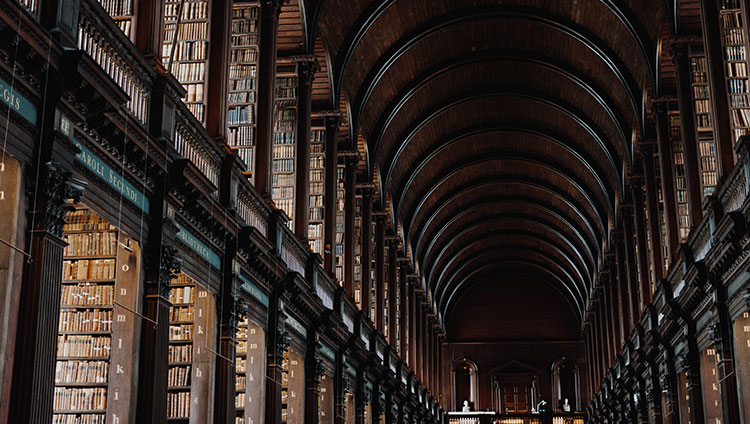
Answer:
[78,0,152,125]
[447,412,585,424]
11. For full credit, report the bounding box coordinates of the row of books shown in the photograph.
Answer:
[228,105,254,125]
[272,159,295,174]
[696,114,712,130]
[57,335,111,358]
[173,62,206,83]
[61,284,114,307]
[231,49,257,63]
[165,22,208,41]
[271,186,294,199]
[116,20,132,38]
[169,344,194,363]
[730,93,750,108]
[64,233,118,257]
[232,20,258,35]
[55,360,109,384]
[310,205,324,222]
[167,40,207,62]
[272,173,295,187]
[96,0,133,18]
[229,65,256,80]
[62,259,116,281]
[53,387,107,411]
[238,148,254,171]
[170,305,195,322]
[236,358,247,373]
[167,392,191,418]
[731,107,750,127]
[232,6,258,19]
[235,392,246,408]
[170,286,196,304]
[232,34,258,47]
[273,144,295,158]
[724,46,747,60]
[723,27,746,46]
[273,132,296,144]
[64,210,117,232]
[169,324,194,341]
[728,78,750,94]
[228,91,255,105]
[721,10,743,28]
[310,182,324,194]
[165,1,208,21]
[168,365,192,387]
[693,84,710,99]
[236,375,246,391]
[695,99,712,114]
[276,78,297,99]
[52,414,105,424]
[236,340,248,354]
[275,108,296,122]
[59,309,113,333]
[228,127,254,148]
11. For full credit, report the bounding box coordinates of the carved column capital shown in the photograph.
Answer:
[30,162,85,238]
[260,0,285,17]
[159,245,182,299]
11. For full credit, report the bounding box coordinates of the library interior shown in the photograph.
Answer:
[2,0,750,423]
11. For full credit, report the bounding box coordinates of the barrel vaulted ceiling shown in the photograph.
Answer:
[305,0,667,334]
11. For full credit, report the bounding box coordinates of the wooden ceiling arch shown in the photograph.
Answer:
[427,222,591,297]
[416,201,597,281]
[429,228,590,298]
[369,50,630,173]
[310,0,663,333]
[408,178,605,257]
[440,255,584,322]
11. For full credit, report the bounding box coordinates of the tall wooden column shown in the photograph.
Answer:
[415,293,423,382]
[255,0,284,197]
[205,0,231,140]
[323,116,342,275]
[342,154,357,297]
[375,213,386,332]
[387,239,398,347]
[680,337,705,424]
[294,58,317,239]
[653,102,680,263]
[360,187,373,319]
[398,259,409,360]
[214,240,239,424]
[9,164,84,424]
[409,277,417,372]
[699,0,736,178]
[671,42,704,227]
[265,284,290,424]
[641,144,665,284]
[630,177,653,307]
[133,0,165,63]
[710,285,742,422]
[605,272,621,357]
[305,341,323,424]
[621,204,641,326]
[355,375,367,424]
[613,234,631,339]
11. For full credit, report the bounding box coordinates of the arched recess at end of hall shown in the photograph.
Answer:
[551,357,581,412]
[451,358,479,411]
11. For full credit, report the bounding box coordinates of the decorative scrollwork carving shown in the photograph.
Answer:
[159,245,182,299]
[708,321,722,343]
[32,162,85,238]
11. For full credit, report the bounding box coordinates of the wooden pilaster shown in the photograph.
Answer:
[294,58,317,239]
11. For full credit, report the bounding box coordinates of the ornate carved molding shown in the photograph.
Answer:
[159,245,182,299]
[31,162,85,238]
